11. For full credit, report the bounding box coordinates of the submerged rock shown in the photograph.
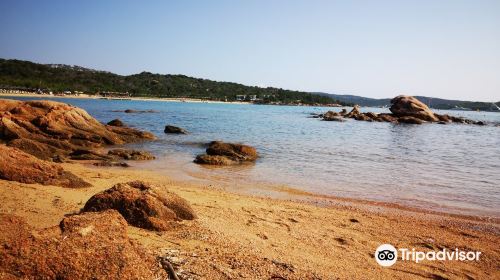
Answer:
[83,181,196,231]
[0,145,91,188]
[323,116,345,122]
[0,211,166,279]
[164,125,188,134]
[123,109,158,113]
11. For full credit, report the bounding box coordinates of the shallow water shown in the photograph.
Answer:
[4,96,500,217]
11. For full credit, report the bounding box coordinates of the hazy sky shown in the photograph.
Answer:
[1,0,499,101]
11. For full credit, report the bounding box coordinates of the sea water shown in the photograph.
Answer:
[4,96,500,217]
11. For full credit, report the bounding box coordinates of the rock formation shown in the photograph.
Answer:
[0,99,156,161]
[389,95,439,122]
[0,145,91,188]
[318,96,487,125]
[0,210,166,279]
[194,141,258,165]
[82,181,196,231]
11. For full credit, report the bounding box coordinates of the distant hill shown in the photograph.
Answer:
[0,58,347,105]
[313,92,500,112]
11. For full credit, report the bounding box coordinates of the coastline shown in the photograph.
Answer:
[0,93,345,107]
[1,161,498,279]
[0,93,251,105]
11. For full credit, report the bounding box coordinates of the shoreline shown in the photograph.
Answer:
[1,161,498,278]
[0,93,251,105]
[126,162,500,226]
[0,93,345,107]
[132,155,500,221]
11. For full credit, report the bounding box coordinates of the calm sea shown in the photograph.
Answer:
[4,96,500,218]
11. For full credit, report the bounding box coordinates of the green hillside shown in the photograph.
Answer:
[0,58,346,105]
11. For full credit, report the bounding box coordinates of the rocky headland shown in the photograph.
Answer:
[0,99,157,177]
[317,95,488,125]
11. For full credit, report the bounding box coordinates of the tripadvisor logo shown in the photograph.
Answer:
[375,244,481,267]
[375,244,397,267]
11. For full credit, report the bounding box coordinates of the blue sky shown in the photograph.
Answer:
[1,0,499,101]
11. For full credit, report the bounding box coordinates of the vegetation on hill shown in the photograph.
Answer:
[0,58,347,105]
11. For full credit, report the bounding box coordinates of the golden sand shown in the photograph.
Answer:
[0,162,498,279]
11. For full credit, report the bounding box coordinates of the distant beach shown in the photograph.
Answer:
[0,92,250,105]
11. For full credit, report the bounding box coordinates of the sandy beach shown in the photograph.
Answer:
[1,161,498,279]
[0,93,250,105]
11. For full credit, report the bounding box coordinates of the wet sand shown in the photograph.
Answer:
[0,162,498,279]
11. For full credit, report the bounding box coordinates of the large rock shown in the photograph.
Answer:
[389,95,439,122]
[206,141,258,161]
[0,211,166,279]
[0,99,156,160]
[194,141,258,166]
[82,181,196,231]
[0,145,91,188]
